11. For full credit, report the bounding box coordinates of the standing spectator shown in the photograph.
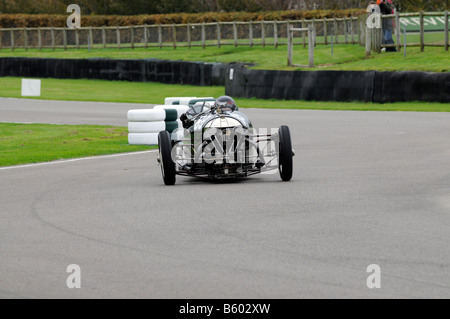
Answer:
[377,0,397,51]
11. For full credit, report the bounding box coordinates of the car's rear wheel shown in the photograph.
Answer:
[158,131,176,185]
[278,125,293,181]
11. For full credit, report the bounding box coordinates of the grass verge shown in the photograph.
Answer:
[0,77,448,112]
[0,77,225,104]
[0,42,448,72]
[0,123,152,167]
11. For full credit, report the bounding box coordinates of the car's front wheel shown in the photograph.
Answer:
[278,125,293,181]
[158,131,176,185]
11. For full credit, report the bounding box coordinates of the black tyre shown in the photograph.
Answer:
[158,131,176,185]
[278,125,293,181]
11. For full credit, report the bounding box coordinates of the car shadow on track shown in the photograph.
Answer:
[171,175,292,186]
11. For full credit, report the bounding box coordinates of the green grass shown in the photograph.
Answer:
[0,77,448,112]
[324,45,450,72]
[239,98,450,112]
[0,123,152,167]
[1,41,448,72]
[0,77,225,104]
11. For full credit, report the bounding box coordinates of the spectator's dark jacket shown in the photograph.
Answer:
[379,0,395,31]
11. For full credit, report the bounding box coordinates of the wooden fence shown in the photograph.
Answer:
[0,12,447,52]
[0,17,360,51]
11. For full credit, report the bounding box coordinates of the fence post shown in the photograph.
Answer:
[261,21,265,47]
[116,27,121,49]
[287,20,291,48]
[370,25,374,52]
[233,21,238,47]
[287,27,292,66]
[403,26,407,57]
[359,17,364,46]
[313,21,316,47]
[0,31,2,50]
[131,26,135,49]
[158,24,162,49]
[420,11,424,52]
[102,27,106,49]
[63,28,67,50]
[172,24,176,49]
[75,28,79,49]
[308,25,314,67]
[324,19,328,45]
[344,17,348,43]
[371,28,376,53]
[89,27,93,49]
[445,11,449,51]
[249,21,253,47]
[331,26,334,55]
[274,21,278,48]
[350,17,355,44]
[217,22,221,48]
[302,19,306,48]
[375,27,382,53]
[144,25,148,48]
[23,28,28,51]
[187,23,191,48]
[395,11,400,52]
[201,22,206,49]
[365,23,371,57]
[334,18,338,44]
[51,27,55,51]
[10,30,14,51]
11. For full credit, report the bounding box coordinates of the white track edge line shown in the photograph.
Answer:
[0,150,158,171]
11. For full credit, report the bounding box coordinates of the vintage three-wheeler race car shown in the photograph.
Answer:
[157,96,294,185]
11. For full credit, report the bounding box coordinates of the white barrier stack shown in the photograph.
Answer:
[128,133,159,145]
[153,105,188,141]
[128,109,167,145]
[153,104,189,118]
[127,109,166,122]
[128,97,217,145]
[128,121,166,133]
[128,108,183,145]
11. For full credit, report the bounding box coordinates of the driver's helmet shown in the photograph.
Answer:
[215,96,237,114]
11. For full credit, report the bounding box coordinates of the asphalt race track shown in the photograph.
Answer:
[0,98,139,126]
[1,98,449,298]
